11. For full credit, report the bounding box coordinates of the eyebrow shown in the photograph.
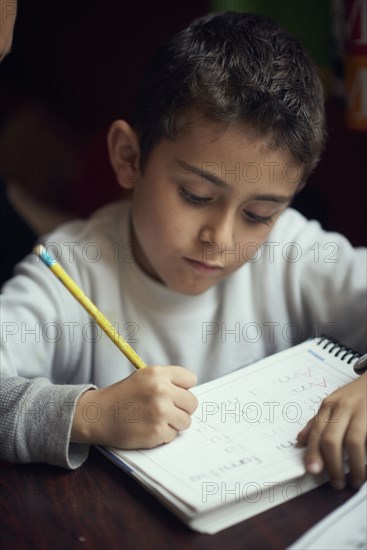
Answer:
[175,159,294,204]
[176,159,231,189]
[248,193,294,204]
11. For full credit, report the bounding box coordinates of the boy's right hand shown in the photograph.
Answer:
[71,366,198,449]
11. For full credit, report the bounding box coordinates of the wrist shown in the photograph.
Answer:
[70,389,99,444]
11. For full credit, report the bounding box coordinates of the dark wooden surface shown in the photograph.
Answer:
[0,446,357,550]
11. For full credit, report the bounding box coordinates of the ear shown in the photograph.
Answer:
[107,120,141,190]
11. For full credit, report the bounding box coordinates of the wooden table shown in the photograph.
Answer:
[0,447,358,550]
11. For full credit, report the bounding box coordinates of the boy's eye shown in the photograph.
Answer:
[179,185,277,224]
[244,210,274,225]
[179,186,211,205]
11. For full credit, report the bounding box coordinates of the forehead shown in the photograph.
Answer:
[151,113,302,193]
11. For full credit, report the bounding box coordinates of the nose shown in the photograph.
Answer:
[199,209,235,251]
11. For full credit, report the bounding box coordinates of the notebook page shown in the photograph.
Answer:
[111,340,358,512]
[288,482,367,549]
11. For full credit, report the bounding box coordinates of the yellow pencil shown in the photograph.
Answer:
[33,243,147,370]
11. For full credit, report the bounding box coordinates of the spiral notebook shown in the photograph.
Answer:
[98,337,364,534]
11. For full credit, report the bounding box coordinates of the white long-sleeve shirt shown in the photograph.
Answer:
[1,201,366,467]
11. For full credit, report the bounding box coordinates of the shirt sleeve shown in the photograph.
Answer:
[0,375,97,468]
[272,210,367,352]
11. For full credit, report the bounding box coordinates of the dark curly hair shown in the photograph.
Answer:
[132,12,326,182]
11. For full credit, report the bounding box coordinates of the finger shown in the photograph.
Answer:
[303,403,338,475]
[147,424,178,448]
[303,427,324,475]
[168,407,193,432]
[172,385,199,415]
[319,414,351,490]
[345,414,367,490]
[297,418,313,446]
[168,366,197,389]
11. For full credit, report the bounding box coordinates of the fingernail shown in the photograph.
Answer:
[307,462,322,474]
[331,479,345,490]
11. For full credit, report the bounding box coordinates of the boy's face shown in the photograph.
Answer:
[128,114,301,295]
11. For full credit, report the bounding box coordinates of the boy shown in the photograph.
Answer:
[1,12,366,491]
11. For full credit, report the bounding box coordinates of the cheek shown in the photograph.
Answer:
[235,222,272,247]
[231,225,275,266]
[155,211,191,252]
[256,225,274,242]
[132,193,186,251]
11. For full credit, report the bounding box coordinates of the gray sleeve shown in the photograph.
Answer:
[0,375,97,469]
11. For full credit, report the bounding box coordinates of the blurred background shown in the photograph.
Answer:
[0,0,366,282]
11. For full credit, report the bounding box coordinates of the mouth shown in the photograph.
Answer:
[184,257,224,275]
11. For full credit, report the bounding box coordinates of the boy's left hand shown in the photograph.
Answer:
[297,373,366,490]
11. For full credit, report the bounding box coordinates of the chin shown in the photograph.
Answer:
[169,280,215,296]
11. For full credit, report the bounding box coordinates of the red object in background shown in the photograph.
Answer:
[344,0,367,131]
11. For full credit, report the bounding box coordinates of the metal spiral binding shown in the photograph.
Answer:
[315,335,361,364]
